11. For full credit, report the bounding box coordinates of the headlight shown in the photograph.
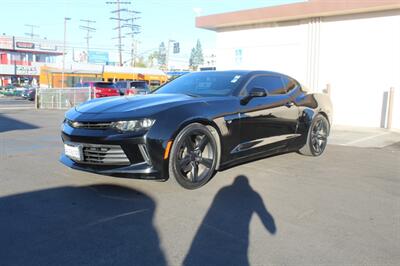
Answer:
[111,118,155,132]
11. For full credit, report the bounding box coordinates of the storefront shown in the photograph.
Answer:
[0,35,62,86]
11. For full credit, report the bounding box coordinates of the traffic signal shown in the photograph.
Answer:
[173,42,180,54]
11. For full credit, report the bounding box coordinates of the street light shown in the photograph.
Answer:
[62,17,71,89]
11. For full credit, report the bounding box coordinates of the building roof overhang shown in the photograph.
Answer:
[196,0,400,31]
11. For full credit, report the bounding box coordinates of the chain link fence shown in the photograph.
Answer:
[38,88,92,109]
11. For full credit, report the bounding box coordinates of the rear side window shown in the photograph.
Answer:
[243,75,287,95]
[281,76,298,93]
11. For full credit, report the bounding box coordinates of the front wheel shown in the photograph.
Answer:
[299,114,330,156]
[168,123,218,189]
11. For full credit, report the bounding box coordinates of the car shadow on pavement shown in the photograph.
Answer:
[0,114,39,133]
[183,175,277,266]
[0,184,166,266]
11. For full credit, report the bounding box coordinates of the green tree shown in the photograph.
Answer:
[147,51,159,68]
[135,56,147,68]
[194,39,204,66]
[189,48,196,70]
[189,39,204,70]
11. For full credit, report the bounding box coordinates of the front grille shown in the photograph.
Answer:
[81,144,130,165]
[67,120,112,129]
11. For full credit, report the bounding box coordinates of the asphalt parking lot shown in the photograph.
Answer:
[0,99,399,266]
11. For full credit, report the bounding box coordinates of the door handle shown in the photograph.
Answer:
[285,101,294,108]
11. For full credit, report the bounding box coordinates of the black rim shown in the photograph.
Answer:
[311,119,328,155]
[176,131,215,183]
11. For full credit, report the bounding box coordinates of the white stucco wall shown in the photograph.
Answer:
[215,10,400,129]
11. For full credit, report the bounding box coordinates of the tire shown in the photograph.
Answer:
[168,123,218,189]
[299,114,330,156]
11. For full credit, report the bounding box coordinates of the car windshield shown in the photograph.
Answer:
[154,72,242,97]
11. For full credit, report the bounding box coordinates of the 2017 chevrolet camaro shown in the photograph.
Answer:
[60,71,332,189]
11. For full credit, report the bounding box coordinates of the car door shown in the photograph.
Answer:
[235,74,300,156]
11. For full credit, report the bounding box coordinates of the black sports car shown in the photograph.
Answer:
[60,71,332,189]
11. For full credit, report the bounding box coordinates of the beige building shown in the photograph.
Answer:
[196,0,400,129]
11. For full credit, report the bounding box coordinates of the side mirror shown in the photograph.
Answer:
[241,87,267,105]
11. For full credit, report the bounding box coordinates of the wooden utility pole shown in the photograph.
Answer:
[79,19,96,57]
[24,24,40,38]
[106,0,131,66]
[122,10,141,67]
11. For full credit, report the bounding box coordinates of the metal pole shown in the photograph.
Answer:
[35,87,39,109]
[131,38,134,67]
[387,87,395,129]
[166,39,175,70]
[324,83,331,96]
[62,17,71,89]
[117,0,122,66]
[166,41,170,70]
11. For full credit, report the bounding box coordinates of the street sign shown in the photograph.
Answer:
[173,42,180,54]
[88,51,109,64]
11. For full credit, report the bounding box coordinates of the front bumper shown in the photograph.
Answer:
[60,154,162,179]
[60,122,168,180]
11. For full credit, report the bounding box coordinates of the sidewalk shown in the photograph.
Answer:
[329,125,400,148]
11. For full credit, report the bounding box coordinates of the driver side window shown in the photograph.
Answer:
[241,75,286,96]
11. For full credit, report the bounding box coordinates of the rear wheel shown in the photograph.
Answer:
[168,123,218,189]
[299,114,329,156]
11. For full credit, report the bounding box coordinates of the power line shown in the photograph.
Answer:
[24,24,40,38]
[106,0,131,66]
[79,19,96,55]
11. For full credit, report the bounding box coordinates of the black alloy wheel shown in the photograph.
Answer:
[169,123,218,189]
[299,114,330,156]
[311,117,328,155]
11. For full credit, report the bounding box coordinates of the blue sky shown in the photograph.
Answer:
[0,0,302,63]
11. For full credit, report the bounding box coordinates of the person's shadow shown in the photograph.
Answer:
[0,184,166,266]
[184,175,276,266]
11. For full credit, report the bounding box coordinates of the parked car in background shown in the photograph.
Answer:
[20,88,29,98]
[115,80,150,96]
[14,86,28,97]
[26,88,36,101]
[0,84,25,96]
[79,81,120,98]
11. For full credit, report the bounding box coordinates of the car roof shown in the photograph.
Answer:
[192,70,288,77]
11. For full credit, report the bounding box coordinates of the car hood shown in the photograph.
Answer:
[75,93,195,115]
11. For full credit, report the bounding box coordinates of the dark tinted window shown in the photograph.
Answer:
[281,76,298,93]
[149,80,161,87]
[115,81,128,89]
[244,75,286,95]
[130,81,148,89]
[94,82,116,88]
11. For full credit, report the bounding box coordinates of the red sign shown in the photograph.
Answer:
[16,42,35,49]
